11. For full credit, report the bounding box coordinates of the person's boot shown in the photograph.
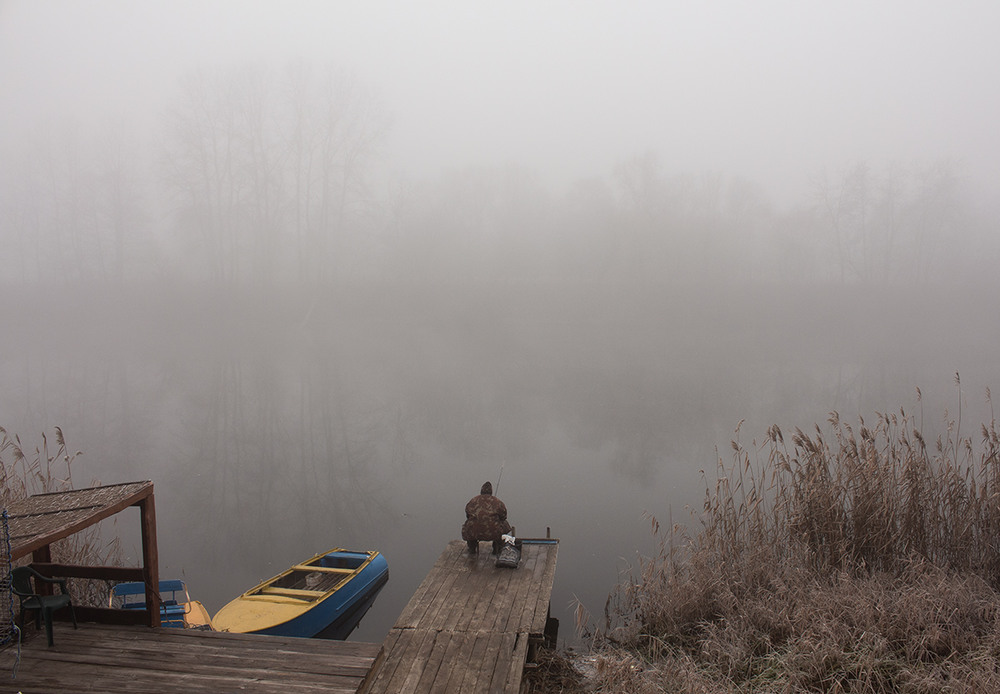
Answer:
[467,540,479,554]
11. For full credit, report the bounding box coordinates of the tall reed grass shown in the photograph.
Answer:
[1,426,122,607]
[587,389,1000,693]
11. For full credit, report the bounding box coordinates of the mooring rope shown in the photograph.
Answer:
[1,509,22,678]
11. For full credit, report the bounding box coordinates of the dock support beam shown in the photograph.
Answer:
[139,492,160,627]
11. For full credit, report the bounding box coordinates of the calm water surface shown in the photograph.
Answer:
[2,282,997,644]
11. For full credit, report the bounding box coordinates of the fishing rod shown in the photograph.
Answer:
[495,464,504,496]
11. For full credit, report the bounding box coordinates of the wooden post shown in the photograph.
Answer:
[138,490,160,627]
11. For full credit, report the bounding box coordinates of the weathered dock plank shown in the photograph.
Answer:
[363,538,559,694]
[395,547,465,628]
[0,622,382,693]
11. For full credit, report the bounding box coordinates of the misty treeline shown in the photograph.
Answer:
[1,62,992,288]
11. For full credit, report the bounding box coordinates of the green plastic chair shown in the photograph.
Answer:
[10,566,78,646]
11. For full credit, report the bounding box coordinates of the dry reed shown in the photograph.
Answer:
[587,393,1000,693]
[1,426,123,607]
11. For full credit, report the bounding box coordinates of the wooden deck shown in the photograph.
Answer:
[0,622,383,693]
[363,538,559,694]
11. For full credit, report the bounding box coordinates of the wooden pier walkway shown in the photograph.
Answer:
[363,538,559,694]
[0,622,383,693]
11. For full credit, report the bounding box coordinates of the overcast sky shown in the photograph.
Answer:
[2,1,999,204]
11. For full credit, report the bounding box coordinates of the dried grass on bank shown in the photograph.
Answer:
[588,388,1000,693]
[521,647,590,694]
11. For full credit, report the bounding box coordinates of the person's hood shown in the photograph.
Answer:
[481,481,493,495]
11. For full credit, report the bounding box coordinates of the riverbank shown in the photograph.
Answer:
[531,402,1000,693]
[538,566,1000,693]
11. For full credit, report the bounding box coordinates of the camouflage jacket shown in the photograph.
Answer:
[461,492,511,542]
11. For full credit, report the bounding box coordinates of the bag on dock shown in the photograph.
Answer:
[495,535,521,569]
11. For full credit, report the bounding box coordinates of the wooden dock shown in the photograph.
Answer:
[363,538,559,694]
[2,482,560,692]
[0,622,382,693]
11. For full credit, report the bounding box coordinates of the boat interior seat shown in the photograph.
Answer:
[112,580,188,612]
[291,564,353,573]
[260,586,325,599]
[320,552,368,570]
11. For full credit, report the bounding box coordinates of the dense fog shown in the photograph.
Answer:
[2,2,999,643]
[4,2,999,287]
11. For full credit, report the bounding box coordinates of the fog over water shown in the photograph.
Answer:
[2,2,1000,644]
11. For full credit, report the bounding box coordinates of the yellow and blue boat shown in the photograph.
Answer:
[212,548,388,638]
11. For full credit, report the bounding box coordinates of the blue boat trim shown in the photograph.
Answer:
[251,551,389,638]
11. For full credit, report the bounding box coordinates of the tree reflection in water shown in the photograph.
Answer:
[2,283,999,642]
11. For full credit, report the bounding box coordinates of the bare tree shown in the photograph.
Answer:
[91,122,148,284]
[283,62,389,283]
[163,68,250,284]
[818,162,906,283]
[2,124,113,283]
[816,160,968,284]
[905,161,961,283]
[612,152,669,282]
[162,63,388,286]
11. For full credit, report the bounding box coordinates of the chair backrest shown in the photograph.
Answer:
[10,566,36,596]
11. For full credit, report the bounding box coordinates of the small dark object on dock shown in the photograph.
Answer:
[496,538,521,568]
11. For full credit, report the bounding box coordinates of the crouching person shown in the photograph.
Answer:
[462,481,511,555]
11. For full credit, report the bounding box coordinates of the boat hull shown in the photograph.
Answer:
[183,600,214,630]
[213,549,388,638]
[314,571,388,640]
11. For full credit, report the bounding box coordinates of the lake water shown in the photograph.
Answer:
[2,280,997,644]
